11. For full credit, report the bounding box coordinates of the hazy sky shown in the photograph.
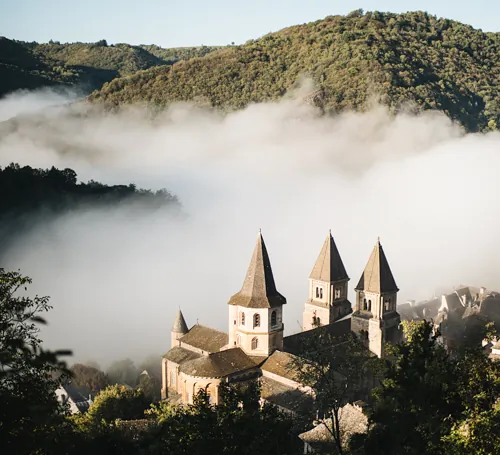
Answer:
[1,0,498,47]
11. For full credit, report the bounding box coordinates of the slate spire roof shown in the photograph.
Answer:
[309,230,349,283]
[355,238,399,293]
[228,231,286,308]
[172,309,189,334]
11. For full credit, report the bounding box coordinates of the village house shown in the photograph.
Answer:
[161,230,403,414]
[400,286,500,351]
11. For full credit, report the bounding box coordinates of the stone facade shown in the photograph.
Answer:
[161,231,402,409]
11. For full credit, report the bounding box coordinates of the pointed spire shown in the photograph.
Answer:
[309,231,349,283]
[172,309,188,334]
[228,232,286,308]
[355,238,398,293]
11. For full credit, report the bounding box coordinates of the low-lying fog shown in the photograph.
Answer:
[1,85,500,367]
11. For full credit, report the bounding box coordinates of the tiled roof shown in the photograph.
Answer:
[299,403,368,449]
[179,348,256,378]
[355,239,398,294]
[172,310,188,334]
[309,232,349,283]
[283,319,351,356]
[179,324,228,353]
[228,233,286,309]
[261,350,301,382]
[163,346,202,364]
[260,376,313,414]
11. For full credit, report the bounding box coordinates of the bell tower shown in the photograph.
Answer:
[303,231,351,331]
[228,231,286,356]
[351,238,401,357]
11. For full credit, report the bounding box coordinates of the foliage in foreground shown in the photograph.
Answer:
[0,268,72,454]
[361,320,500,455]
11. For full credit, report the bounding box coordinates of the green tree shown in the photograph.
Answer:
[69,363,110,392]
[0,268,72,454]
[145,382,300,455]
[290,329,373,454]
[83,384,150,424]
[362,320,460,454]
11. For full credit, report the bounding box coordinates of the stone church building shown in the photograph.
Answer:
[161,231,402,411]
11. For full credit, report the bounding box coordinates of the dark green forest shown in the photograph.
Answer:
[89,10,500,132]
[0,37,221,97]
[0,163,180,253]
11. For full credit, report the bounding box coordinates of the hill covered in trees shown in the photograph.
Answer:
[89,10,500,132]
[0,163,180,254]
[0,37,221,97]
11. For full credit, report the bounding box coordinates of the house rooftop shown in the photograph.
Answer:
[163,346,202,364]
[261,350,301,383]
[260,376,313,414]
[179,324,229,354]
[179,348,257,378]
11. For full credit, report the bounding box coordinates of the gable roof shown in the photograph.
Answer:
[283,319,352,356]
[179,348,257,378]
[260,376,313,414]
[355,239,398,294]
[309,231,349,283]
[58,385,93,413]
[163,346,202,364]
[179,324,229,353]
[172,310,188,334]
[261,350,301,382]
[228,232,286,308]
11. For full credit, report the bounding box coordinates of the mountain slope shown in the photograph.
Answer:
[0,38,221,97]
[89,10,500,132]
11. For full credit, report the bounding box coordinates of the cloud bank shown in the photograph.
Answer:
[1,87,499,366]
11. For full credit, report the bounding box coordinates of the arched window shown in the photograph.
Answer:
[384,301,389,312]
[236,334,241,346]
[363,299,367,311]
[271,311,277,327]
[316,317,321,326]
[368,300,372,312]
[316,287,319,298]
[335,287,342,299]
[253,313,260,328]
[319,288,323,299]
[170,370,176,386]
[251,337,258,350]
[241,312,245,326]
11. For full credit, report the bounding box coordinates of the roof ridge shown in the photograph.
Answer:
[355,239,398,293]
[228,232,286,308]
[309,231,349,283]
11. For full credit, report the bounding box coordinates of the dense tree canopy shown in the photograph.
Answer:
[90,10,500,132]
[361,320,500,455]
[0,163,180,255]
[0,37,221,97]
[69,363,110,393]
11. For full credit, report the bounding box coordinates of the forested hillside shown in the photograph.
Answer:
[0,37,221,97]
[89,10,500,132]
[0,163,180,254]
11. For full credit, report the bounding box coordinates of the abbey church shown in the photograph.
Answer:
[161,231,402,411]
